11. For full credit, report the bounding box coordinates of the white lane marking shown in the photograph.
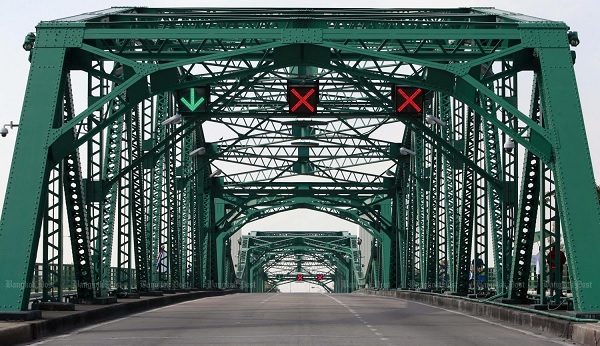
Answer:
[392,297,574,346]
[325,294,388,343]
[261,293,281,303]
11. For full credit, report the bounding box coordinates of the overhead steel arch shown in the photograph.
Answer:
[0,7,599,315]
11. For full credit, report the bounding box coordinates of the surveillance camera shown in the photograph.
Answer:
[504,138,515,153]
[22,32,36,52]
[568,31,580,47]
[0,127,8,137]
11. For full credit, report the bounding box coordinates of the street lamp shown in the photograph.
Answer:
[209,168,223,178]
[189,147,206,156]
[161,113,182,126]
[399,147,416,156]
[425,114,447,126]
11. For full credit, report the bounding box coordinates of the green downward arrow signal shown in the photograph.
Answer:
[180,88,205,111]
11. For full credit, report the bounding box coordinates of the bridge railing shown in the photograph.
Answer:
[30,263,137,295]
[375,267,570,298]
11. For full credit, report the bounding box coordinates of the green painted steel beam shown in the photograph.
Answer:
[536,44,600,312]
[0,47,67,310]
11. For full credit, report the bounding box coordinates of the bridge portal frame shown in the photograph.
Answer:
[0,7,598,314]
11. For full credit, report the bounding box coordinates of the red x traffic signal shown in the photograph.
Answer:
[394,86,425,115]
[288,82,319,114]
[316,274,324,281]
[296,274,304,281]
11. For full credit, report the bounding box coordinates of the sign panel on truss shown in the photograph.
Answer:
[288,82,319,114]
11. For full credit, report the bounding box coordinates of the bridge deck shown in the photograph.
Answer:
[27,293,573,346]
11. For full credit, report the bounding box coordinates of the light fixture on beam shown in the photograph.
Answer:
[385,169,395,176]
[113,66,124,78]
[399,147,416,156]
[161,113,182,126]
[189,147,206,157]
[209,168,223,178]
[425,114,447,126]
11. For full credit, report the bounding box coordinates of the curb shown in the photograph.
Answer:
[357,289,600,345]
[0,290,240,346]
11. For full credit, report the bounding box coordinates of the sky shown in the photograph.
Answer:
[0,1,598,239]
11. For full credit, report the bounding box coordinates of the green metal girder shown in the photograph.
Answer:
[116,111,133,292]
[149,93,168,288]
[131,101,149,292]
[97,103,124,296]
[167,134,182,289]
[455,108,477,294]
[61,74,96,300]
[0,47,66,310]
[536,45,600,312]
[507,76,543,301]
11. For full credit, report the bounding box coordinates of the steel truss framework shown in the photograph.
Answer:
[0,7,599,313]
[237,231,362,293]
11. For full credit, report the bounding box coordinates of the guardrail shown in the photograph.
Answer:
[364,267,571,295]
[29,263,136,299]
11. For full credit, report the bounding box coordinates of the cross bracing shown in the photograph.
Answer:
[0,7,599,315]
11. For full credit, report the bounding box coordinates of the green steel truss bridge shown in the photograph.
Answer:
[237,231,363,293]
[1,7,599,316]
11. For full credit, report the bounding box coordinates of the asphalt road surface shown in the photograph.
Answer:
[27,293,574,346]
